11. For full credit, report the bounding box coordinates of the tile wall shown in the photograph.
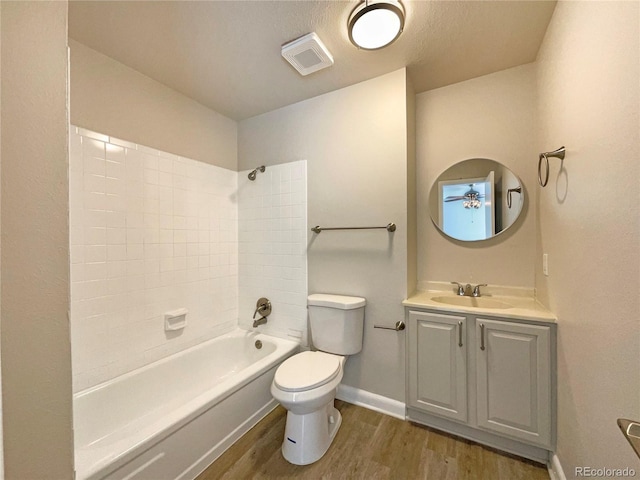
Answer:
[69,127,238,391]
[238,162,308,345]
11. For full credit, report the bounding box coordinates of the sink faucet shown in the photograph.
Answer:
[451,282,487,297]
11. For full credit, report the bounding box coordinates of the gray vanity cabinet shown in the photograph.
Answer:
[408,311,467,422]
[476,318,551,448]
[406,308,555,457]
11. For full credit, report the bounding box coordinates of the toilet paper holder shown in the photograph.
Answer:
[374,321,405,331]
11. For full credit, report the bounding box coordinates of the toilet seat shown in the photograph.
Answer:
[274,351,341,392]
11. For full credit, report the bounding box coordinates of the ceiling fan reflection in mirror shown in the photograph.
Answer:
[444,184,485,209]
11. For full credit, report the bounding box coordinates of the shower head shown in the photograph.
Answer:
[248,165,266,181]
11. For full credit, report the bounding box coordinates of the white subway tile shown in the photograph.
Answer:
[106,210,126,228]
[137,144,160,156]
[106,160,126,180]
[173,230,187,244]
[106,194,127,212]
[106,228,126,245]
[174,256,187,271]
[173,215,187,230]
[145,244,160,259]
[126,195,144,213]
[160,258,174,272]
[106,178,126,197]
[144,168,159,185]
[174,243,187,257]
[107,261,127,279]
[85,227,106,246]
[159,214,173,229]
[160,229,173,244]
[127,229,144,246]
[106,144,126,163]
[144,228,160,244]
[85,245,107,263]
[109,136,137,150]
[159,244,173,258]
[107,245,127,262]
[144,258,160,275]
[71,128,246,391]
[158,171,172,187]
[127,244,144,261]
[126,211,144,228]
[78,128,110,143]
[84,262,107,281]
[70,245,85,264]
[83,156,105,176]
[158,156,173,173]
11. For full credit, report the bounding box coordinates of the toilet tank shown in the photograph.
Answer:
[308,294,365,355]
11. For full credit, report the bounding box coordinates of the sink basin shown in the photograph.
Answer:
[431,295,512,310]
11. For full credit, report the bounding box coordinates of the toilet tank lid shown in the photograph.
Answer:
[308,294,366,309]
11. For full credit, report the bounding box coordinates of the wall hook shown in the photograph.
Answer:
[538,146,566,187]
[507,187,522,208]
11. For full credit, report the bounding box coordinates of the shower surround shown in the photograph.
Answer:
[69,126,308,391]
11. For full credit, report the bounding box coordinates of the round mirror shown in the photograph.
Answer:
[429,159,524,242]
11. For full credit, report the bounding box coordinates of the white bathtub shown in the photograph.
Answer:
[73,329,299,480]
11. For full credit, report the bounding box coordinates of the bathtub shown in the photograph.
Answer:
[73,329,299,480]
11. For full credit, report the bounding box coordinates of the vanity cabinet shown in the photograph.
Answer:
[476,318,551,447]
[408,311,467,422]
[406,308,555,457]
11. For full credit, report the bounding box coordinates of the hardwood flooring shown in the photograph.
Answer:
[197,400,550,480]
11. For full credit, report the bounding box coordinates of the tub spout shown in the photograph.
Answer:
[253,316,267,328]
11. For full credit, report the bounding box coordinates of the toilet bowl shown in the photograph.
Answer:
[271,294,365,465]
[270,351,346,465]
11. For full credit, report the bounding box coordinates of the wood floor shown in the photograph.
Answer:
[197,400,549,480]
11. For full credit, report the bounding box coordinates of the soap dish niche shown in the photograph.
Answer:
[165,308,188,331]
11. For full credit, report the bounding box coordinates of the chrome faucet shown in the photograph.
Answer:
[451,282,470,296]
[252,297,272,328]
[472,284,487,297]
[253,316,268,328]
[451,282,487,297]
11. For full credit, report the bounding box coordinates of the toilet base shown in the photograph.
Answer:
[281,401,342,465]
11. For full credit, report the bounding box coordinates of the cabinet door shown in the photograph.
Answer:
[476,319,551,447]
[408,311,467,422]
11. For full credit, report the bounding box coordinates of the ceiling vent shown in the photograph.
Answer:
[281,32,334,76]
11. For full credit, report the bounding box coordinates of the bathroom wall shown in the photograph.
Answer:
[69,127,238,391]
[238,161,308,343]
[416,64,537,290]
[0,1,74,477]
[239,69,411,403]
[69,40,238,170]
[536,1,640,474]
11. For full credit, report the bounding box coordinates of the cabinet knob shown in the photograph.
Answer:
[480,323,486,351]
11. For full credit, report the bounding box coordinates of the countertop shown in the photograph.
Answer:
[403,290,557,324]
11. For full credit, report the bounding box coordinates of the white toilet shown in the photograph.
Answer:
[270,293,365,465]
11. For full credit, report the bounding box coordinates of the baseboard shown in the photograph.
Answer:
[336,384,406,420]
[548,453,567,480]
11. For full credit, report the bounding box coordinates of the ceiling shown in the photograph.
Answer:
[68,1,556,121]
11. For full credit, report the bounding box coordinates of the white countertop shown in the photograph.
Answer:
[403,290,557,323]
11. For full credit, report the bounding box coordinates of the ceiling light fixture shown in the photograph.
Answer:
[348,0,405,50]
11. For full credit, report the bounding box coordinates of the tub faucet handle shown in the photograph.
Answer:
[253,297,272,319]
